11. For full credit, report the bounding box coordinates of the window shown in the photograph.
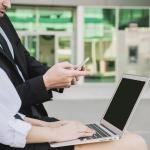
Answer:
[119,9,149,30]
[84,8,116,83]
[7,7,73,32]
[57,36,72,62]
[7,7,74,66]
[38,9,73,32]
[7,7,36,31]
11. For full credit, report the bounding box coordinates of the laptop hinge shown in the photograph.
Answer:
[101,124,117,135]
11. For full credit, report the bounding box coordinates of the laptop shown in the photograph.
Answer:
[50,74,149,148]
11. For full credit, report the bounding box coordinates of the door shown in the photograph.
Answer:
[39,35,55,67]
[55,33,74,64]
[18,32,74,67]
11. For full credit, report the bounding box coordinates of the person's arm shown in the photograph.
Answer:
[24,116,75,128]
[0,116,32,148]
[0,68,32,148]
[24,117,62,127]
[16,61,88,108]
[0,116,94,148]
[26,121,95,144]
[15,41,67,107]
[43,62,89,90]
[16,75,53,108]
[26,126,51,144]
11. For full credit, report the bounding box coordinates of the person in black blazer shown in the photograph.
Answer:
[0,4,87,121]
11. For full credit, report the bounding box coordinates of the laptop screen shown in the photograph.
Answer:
[103,78,145,130]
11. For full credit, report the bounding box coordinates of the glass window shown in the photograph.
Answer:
[39,35,55,67]
[57,36,72,62]
[38,9,73,32]
[7,7,74,64]
[119,9,149,30]
[7,7,73,32]
[27,36,37,57]
[7,7,36,31]
[84,8,116,83]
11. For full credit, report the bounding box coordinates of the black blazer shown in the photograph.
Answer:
[0,14,53,117]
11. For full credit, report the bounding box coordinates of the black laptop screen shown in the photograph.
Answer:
[103,78,145,130]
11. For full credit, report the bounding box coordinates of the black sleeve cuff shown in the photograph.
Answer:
[51,88,64,93]
[30,75,53,104]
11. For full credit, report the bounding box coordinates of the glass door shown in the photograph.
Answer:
[39,35,55,67]
[27,36,37,58]
[55,34,73,63]
[19,33,37,58]
[19,32,74,67]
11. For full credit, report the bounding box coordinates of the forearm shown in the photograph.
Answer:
[24,117,49,127]
[26,126,53,144]
[26,120,95,145]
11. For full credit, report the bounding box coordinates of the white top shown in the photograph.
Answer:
[0,68,32,148]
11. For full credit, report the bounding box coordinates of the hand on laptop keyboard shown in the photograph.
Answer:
[79,124,111,141]
[49,121,95,142]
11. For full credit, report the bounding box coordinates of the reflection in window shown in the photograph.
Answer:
[39,10,73,32]
[7,7,73,32]
[119,9,149,30]
[58,37,72,62]
[19,35,36,58]
[27,36,37,57]
[7,7,36,31]
[7,7,73,63]
[39,35,55,67]
[84,8,116,83]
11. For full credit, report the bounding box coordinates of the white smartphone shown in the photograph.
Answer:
[77,57,90,70]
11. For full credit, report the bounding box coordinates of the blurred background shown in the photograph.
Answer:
[10,0,150,148]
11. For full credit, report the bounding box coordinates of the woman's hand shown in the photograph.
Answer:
[49,121,95,142]
[43,62,89,90]
[26,120,95,144]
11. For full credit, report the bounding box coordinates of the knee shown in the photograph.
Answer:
[129,133,148,150]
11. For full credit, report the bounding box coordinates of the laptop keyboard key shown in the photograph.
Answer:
[79,124,111,141]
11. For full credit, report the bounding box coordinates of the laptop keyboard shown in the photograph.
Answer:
[79,124,111,141]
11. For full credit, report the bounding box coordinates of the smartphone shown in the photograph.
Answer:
[77,57,90,70]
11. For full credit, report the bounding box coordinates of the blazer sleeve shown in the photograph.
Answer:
[16,75,53,108]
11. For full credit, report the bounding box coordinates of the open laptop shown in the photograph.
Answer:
[51,74,149,148]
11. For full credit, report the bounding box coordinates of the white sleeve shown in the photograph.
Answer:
[0,69,32,148]
[0,116,32,148]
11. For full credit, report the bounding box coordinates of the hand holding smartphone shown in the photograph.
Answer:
[71,57,90,85]
[76,57,90,71]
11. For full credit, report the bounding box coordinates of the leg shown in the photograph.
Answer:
[75,132,148,150]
